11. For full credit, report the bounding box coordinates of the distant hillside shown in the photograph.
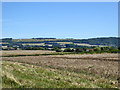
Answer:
[1,37,119,47]
[81,37,119,47]
[56,37,119,47]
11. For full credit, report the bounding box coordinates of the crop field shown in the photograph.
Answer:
[1,50,55,56]
[56,42,73,44]
[74,43,106,47]
[22,43,45,46]
[12,39,71,42]
[1,50,119,88]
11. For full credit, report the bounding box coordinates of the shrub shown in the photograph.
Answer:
[64,48,73,52]
[56,49,62,52]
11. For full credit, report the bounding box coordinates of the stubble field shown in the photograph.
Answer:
[1,50,55,56]
[1,50,119,88]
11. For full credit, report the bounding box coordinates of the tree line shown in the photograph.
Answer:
[17,46,119,54]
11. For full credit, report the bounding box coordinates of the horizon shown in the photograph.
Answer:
[2,2,118,39]
[1,36,118,40]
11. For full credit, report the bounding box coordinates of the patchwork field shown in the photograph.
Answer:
[1,50,119,88]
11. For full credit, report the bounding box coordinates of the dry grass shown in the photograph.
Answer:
[2,61,118,88]
[56,42,73,44]
[2,53,118,80]
[74,43,106,47]
[22,43,45,46]
[1,50,55,56]
[46,53,118,59]
[1,51,119,88]
[12,39,80,41]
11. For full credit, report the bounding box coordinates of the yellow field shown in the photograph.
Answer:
[56,42,73,44]
[22,43,45,46]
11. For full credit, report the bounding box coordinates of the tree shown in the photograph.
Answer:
[64,48,72,52]
[56,49,62,52]
[75,48,83,52]
[94,47,101,52]
[39,47,45,50]
[51,47,58,51]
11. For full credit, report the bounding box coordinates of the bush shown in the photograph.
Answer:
[64,48,73,52]
[51,47,58,51]
[110,49,118,53]
[75,48,83,52]
[25,47,45,50]
[56,49,62,52]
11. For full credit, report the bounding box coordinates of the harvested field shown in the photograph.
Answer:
[48,53,118,58]
[2,61,117,88]
[2,53,119,79]
[1,50,55,56]
[1,51,119,88]
[22,43,45,46]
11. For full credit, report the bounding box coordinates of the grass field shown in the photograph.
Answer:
[2,61,118,88]
[1,50,119,88]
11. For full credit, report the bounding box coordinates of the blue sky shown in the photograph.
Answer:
[2,2,118,39]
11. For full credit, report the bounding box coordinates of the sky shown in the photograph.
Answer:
[2,2,118,39]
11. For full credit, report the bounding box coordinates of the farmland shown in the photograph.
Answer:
[2,1,119,88]
[1,37,119,51]
[1,50,55,56]
[1,50,119,88]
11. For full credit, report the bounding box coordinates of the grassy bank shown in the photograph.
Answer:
[2,61,118,88]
